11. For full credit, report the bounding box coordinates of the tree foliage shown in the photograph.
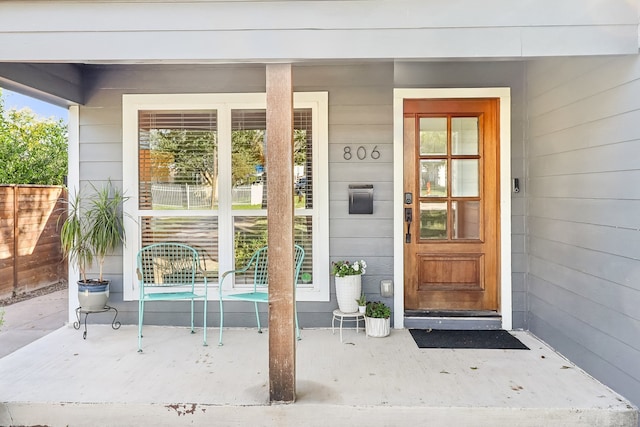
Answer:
[0,89,68,185]
[151,128,217,186]
[232,129,264,186]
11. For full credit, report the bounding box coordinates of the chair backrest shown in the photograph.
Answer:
[248,245,305,291]
[137,243,200,290]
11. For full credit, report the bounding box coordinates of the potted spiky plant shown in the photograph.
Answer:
[60,180,128,311]
[356,293,367,314]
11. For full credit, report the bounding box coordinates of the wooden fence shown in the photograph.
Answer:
[0,185,67,300]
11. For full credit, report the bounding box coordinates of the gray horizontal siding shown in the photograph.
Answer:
[319,64,395,313]
[526,55,640,408]
[77,63,399,327]
[529,197,640,230]
[529,256,640,330]
[0,1,636,62]
[529,216,640,260]
[77,60,528,330]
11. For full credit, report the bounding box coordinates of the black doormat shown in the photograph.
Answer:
[409,329,529,350]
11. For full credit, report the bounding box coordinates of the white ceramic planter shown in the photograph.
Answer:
[335,274,361,313]
[365,316,390,337]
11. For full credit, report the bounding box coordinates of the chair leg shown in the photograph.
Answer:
[218,299,224,346]
[190,299,195,334]
[202,298,208,346]
[295,308,301,341]
[254,302,262,333]
[138,299,144,352]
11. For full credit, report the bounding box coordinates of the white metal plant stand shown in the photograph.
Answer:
[331,309,365,343]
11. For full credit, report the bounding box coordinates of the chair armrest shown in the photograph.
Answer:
[219,266,250,297]
[220,269,237,281]
[219,270,235,297]
[219,263,252,284]
[201,273,208,297]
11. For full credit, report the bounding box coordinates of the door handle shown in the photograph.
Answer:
[404,208,412,243]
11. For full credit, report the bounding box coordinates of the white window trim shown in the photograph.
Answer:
[122,92,329,302]
[392,88,512,329]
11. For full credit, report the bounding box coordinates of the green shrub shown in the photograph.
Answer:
[366,301,391,319]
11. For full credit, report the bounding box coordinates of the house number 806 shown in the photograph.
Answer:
[343,145,381,161]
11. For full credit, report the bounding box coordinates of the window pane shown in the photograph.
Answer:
[138,110,218,210]
[294,109,313,209]
[140,216,219,281]
[233,216,268,284]
[232,110,267,210]
[452,201,480,239]
[231,109,314,210]
[420,160,447,197]
[420,202,447,240]
[452,117,478,155]
[452,159,478,197]
[419,118,447,155]
[294,216,314,288]
[233,216,313,287]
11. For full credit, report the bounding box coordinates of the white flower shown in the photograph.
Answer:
[353,264,360,272]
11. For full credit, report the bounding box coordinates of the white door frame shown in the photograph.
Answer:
[392,88,512,330]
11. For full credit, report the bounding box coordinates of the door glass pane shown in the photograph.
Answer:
[420,202,447,239]
[452,159,478,197]
[452,117,478,155]
[420,160,447,197]
[419,118,447,155]
[138,110,218,210]
[452,201,480,239]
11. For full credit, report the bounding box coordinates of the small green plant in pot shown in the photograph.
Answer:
[365,301,391,337]
[355,293,367,314]
[60,180,128,311]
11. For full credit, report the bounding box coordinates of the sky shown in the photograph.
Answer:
[1,89,68,122]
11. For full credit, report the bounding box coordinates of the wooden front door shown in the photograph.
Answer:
[403,98,500,311]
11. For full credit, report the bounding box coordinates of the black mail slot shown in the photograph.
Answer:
[348,184,373,214]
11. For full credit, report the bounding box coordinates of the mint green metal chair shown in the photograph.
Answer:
[137,243,208,352]
[218,245,305,346]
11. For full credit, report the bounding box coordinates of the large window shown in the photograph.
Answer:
[123,93,328,301]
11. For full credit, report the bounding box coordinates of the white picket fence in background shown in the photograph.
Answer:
[150,183,261,208]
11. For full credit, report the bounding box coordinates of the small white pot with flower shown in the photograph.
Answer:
[332,259,367,313]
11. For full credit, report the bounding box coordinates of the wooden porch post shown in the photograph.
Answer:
[266,63,296,402]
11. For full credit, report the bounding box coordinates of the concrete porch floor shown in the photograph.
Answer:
[0,316,638,427]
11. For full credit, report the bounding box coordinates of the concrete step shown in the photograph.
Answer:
[404,310,502,330]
